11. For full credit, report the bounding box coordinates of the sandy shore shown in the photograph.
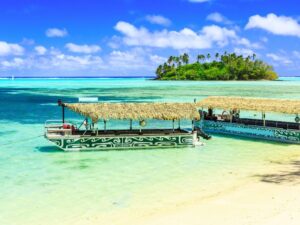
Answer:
[128,158,300,225]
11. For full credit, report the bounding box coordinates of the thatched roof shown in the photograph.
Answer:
[197,96,300,114]
[65,102,200,122]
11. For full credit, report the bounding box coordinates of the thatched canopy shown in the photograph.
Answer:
[65,102,200,122]
[197,96,300,114]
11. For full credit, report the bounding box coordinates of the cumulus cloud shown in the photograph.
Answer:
[234,48,254,57]
[149,55,166,64]
[46,28,68,37]
[65,43,101,54]
[1,58,25,68]
[114,21,250,49]
[145,15,171,26]
[108,49,149,68]
[245,13,300,37]
[206,12,232,24]
[266,53,292,65]
[34,45,47,55]
[0,41,24,56]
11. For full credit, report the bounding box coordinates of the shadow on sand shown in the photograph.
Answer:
[256,160,300,184]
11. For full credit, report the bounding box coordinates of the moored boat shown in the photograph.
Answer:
[196,96,300,144]
[44,100,202,151]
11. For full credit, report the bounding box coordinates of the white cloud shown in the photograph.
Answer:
[21,38,35,45]
[145,15,171,26]
[234,48,254,57]
[49,54,103,69]
[245,13,300,37]
[1,58,25,68]
[0,41,24,56]
[188,0,210,3]
[115,21,243,49]
[34,45,47,55]
[266,53,292,65]
[108,49,149,68]
[293,51,300,58]
[206,12,232,24]
[46,28,68,37]
[149,55,166,64]
[235,37,261,49]
[65,43,101,54]
[261,37,268,43]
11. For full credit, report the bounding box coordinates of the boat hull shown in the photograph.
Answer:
[201,120,300,144]
[47,134,194,151]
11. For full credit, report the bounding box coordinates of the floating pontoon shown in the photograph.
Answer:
[44,100,202,151]
[197,96,300,144]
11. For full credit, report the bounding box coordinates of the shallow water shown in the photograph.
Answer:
[1,78,300,225]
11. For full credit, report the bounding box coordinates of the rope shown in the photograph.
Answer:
[0,134,44,147]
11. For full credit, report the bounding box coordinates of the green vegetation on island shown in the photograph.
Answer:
[155,52,278,80]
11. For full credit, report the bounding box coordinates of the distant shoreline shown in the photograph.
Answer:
[0,76,299,79]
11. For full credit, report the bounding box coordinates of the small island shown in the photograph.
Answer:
[155,52,278,80]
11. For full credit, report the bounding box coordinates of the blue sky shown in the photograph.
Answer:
[0,0,299,77]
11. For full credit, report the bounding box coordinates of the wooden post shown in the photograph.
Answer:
[262,112,266,127]
[172,119,175,132]
[130,119,132,130]
[230,110,233,123]
[178,119,181,129]
[62,105,65,124]
[104,120,107,132]
[192,119,195,131]
[58,99,65,124]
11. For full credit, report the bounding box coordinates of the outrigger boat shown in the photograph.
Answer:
[44,100,203,151]
[196,96,300,144]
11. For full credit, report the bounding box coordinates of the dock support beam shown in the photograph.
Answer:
[172,119,175,132]
[192,119,195,131]
[130,119,132,130]
[58,99,65,124]
[262,112,266,127]
[104,120,107,132]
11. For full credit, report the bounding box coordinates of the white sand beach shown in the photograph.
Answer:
[118,157,300,225]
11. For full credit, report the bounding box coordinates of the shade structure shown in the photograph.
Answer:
[65,102,200,122]
[197,96,300,114]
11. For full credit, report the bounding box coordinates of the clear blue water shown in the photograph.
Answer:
[0,77,300,225]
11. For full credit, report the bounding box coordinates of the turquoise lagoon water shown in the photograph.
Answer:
[1,78,300,225]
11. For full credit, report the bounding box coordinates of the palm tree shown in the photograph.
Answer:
[167,56,173,65]
[155,65,163,78]
[163,63,168,73]
[182,53,189,65]
[197,55,201,63]
[174,56,180,67]
[207,53,211,61]
[197,54,205,63]
[252,53,256,61]
[215,53,219,60]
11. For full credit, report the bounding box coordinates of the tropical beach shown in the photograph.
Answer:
[0,78,300,225]
[1,0,300,224]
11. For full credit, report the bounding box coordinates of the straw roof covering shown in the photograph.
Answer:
[197,96,300,114]
[65,102,200,122]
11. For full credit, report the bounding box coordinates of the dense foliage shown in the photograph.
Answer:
[155,53,278,80]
